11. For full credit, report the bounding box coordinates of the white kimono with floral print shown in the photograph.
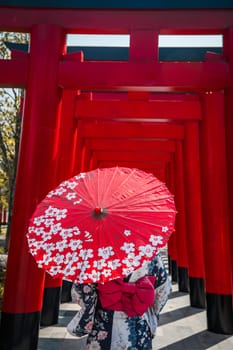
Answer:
[67,253,171,350]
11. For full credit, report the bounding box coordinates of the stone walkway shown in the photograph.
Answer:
[38,282,233,350]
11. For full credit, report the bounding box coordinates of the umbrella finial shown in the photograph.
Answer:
[94,207,102,215]
[92,207,107,219]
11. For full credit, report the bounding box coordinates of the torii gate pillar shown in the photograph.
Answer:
[174,141,189,292]
[200,91,233,334]
[223,27,233,291]
[183,121,206,308]
[0,24,66,350]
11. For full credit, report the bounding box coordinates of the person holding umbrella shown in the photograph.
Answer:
[68,251,171,350]
[26,167,176,350]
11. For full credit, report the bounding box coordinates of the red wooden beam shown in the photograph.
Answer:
[129,30,158,62]
[92,150,171,162]
[75,99,202,120]
[80,121,184,139]
[59,60,229,91]
[90,92,204,101]
[1,57,228,91]
[98,160,167,170]
[0,58,28,87]
[86,139,176,152]
[0,8,232,33]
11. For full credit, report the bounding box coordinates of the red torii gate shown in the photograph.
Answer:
[77,110,205,289]
[0,3,233,350]
[75,96,202,120]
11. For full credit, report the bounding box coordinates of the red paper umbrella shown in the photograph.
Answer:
[26,167,176,283]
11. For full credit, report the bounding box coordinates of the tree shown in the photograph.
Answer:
[0,32,29,251]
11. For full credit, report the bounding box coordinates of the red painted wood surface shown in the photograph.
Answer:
[2,24,66,313]
[200,92,232,294]
[183,122,205,279]
[174,141,189,268]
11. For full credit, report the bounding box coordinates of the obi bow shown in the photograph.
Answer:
[97,275,156,317]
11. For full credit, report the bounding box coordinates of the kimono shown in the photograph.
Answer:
[67,253,171,350]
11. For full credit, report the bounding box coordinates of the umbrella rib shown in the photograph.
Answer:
[80,176,97,208]
[101,166,121,204]
[97,167,138,208]
[104,168,143,207]
[107,186,173,210]
[108,212,175,230]
[107,193,173,208]
[107,169,169,209]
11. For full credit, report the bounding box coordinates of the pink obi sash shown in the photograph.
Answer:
[97,275,156,317]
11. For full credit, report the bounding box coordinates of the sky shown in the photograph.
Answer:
[67,34,223,47]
